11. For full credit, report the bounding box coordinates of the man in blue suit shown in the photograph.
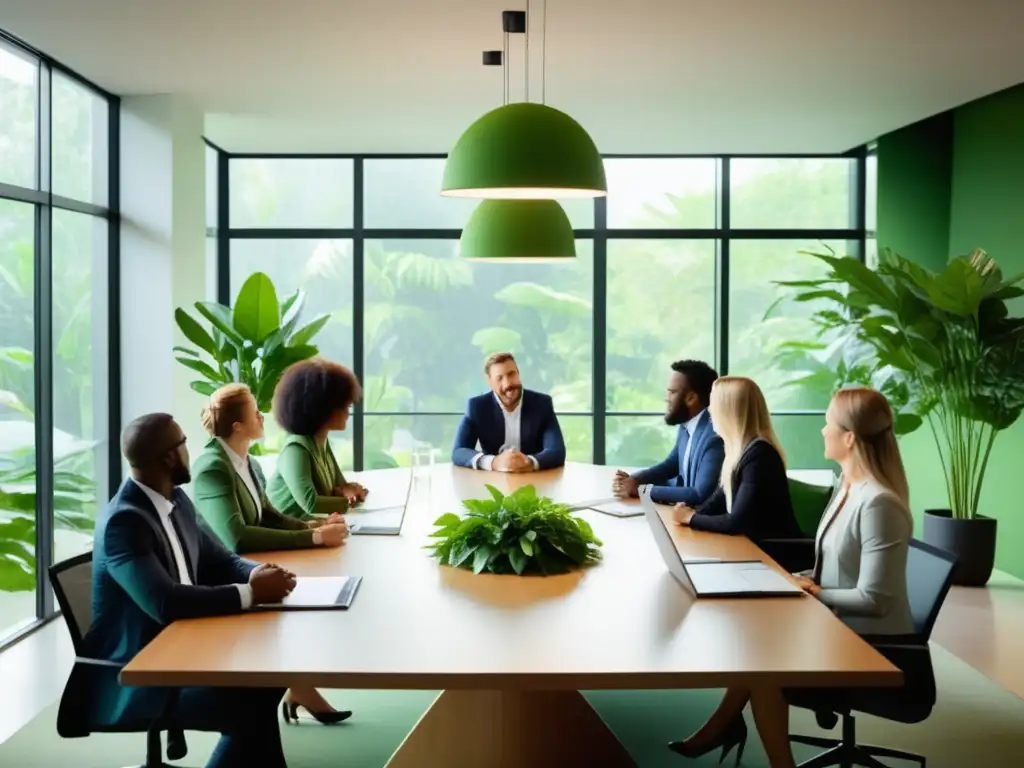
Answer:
[71,413,296,768]
[612,359,724,505]
[452,352,566,471]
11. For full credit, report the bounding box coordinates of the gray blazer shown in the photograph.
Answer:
[812,476,914,636]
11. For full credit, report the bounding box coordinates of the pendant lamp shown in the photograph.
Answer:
[460,199,575,261]
[442,2,606,200]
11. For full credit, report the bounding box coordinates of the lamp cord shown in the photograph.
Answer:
[526,0,530,102]
[541,0,546,104]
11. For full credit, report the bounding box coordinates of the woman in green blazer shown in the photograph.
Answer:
[192,382,352,726]
[266,358,368,518]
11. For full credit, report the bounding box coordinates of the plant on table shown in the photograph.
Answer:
[425,484,603,575]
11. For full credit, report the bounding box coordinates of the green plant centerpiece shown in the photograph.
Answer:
[173,272,330,452]
[426,484,603,575]
[772,246,1024,585]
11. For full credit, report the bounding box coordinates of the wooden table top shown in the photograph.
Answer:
[121,462,900,690]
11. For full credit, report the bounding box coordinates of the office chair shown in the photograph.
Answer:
[50,552,190,768]
[788,538,958,768]
[759,478,833,573]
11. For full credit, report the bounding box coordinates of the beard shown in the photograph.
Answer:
[499,385,522,407]
[664,403,690,426]
[170,463,192,487]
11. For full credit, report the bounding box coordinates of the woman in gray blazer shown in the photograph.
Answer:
[668,387,913,768]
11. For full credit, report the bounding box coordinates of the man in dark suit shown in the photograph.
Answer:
[612,359,724,506]
[451,352,566,471]
[77,413,296,768]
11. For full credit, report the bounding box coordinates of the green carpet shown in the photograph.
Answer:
[3,645,1023,767]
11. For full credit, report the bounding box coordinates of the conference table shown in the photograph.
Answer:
[121,461,900,767]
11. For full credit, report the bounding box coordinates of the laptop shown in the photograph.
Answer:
[639,488,804,598]
[345,468,413,536]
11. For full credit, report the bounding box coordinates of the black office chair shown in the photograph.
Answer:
[788,538,958,768]
[50,552,190,768]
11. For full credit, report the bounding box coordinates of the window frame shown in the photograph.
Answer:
[214,149,866,471]
[0,29,119,649]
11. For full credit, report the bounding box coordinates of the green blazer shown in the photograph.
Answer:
[192,438,315,553]
[266,434,350,519]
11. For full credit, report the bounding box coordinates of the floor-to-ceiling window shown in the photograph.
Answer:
[213,150,865,472]
[0,33,117,645]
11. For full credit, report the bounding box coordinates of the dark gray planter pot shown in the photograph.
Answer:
[922,510,997,587]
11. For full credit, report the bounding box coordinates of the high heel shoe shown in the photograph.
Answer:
[280,699,353,725]
[668,713,748,764]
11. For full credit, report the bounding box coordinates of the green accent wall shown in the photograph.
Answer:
[876,83,1024,579]
[876,112,953,271]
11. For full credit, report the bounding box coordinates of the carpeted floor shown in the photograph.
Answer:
[2,644,1022,767]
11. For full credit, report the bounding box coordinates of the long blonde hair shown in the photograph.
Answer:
[830,387,910,507]
[710,376,786,510]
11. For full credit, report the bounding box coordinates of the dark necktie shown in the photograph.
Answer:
[811,488,849,584]
[167,506,195,584]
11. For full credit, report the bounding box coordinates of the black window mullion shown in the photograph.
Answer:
[593,197,607,465]
[217,151,231,305]
[352,159,365,471]
[34,61,55,619]
[106,96,122,497]
[717,158,731,376]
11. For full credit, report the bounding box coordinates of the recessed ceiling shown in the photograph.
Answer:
[2,0,1023,153]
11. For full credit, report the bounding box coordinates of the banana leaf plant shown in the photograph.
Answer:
[173,272,330,413]
[0,442,99,592]
[768,246,1024,520]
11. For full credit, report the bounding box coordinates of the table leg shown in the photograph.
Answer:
[386,689,637,767]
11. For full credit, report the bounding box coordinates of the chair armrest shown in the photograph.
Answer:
[75,656,125,669]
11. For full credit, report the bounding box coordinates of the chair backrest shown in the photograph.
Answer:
[49,552,94,654]
[906,538,958,641]
[787,477,833,535]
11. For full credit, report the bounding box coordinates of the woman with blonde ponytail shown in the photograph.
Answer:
[192,383,355,726]
[669,376,800,543]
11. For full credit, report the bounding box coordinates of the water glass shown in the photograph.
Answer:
[411,444,435,495]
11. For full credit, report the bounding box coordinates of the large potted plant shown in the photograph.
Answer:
[173,272,330,435]
[771,247,1024,586]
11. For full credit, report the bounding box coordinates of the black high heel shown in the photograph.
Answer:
[668,713,748,764]
[280,699,353,725]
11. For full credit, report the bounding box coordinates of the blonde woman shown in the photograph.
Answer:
[668,387,914,767]
[670,376,800,543]
[191,383,354,726]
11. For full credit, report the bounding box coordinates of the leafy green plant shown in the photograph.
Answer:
[425,484,603,575]
[0,443,98,592]
[770,246,1024,519]
[173,272,330,412]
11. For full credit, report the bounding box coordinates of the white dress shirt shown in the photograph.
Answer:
[680,408,706,478]
[473,393,540,471]
[216,438,262,523]
[134,479,253,609]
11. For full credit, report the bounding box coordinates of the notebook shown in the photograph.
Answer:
[249,576,362,611]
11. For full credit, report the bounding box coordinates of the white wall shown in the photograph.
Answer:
[119,95,207,481]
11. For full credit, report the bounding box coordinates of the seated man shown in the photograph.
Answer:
[452,351,566,472]
[71,413,296,768]
[612,359,724,506]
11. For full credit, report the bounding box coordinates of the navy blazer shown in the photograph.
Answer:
[452,389,566,470]
[76,478,255,726]
[689,439,802,541]
[630,411,724,505]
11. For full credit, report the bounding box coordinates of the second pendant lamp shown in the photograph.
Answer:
[460,199,575,261]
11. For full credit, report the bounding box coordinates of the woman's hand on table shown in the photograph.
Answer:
[672,503,696,526]
[793,575,821,596]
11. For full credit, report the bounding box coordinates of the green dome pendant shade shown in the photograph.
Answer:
[460,199,575,261]
[442,102,607,199]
